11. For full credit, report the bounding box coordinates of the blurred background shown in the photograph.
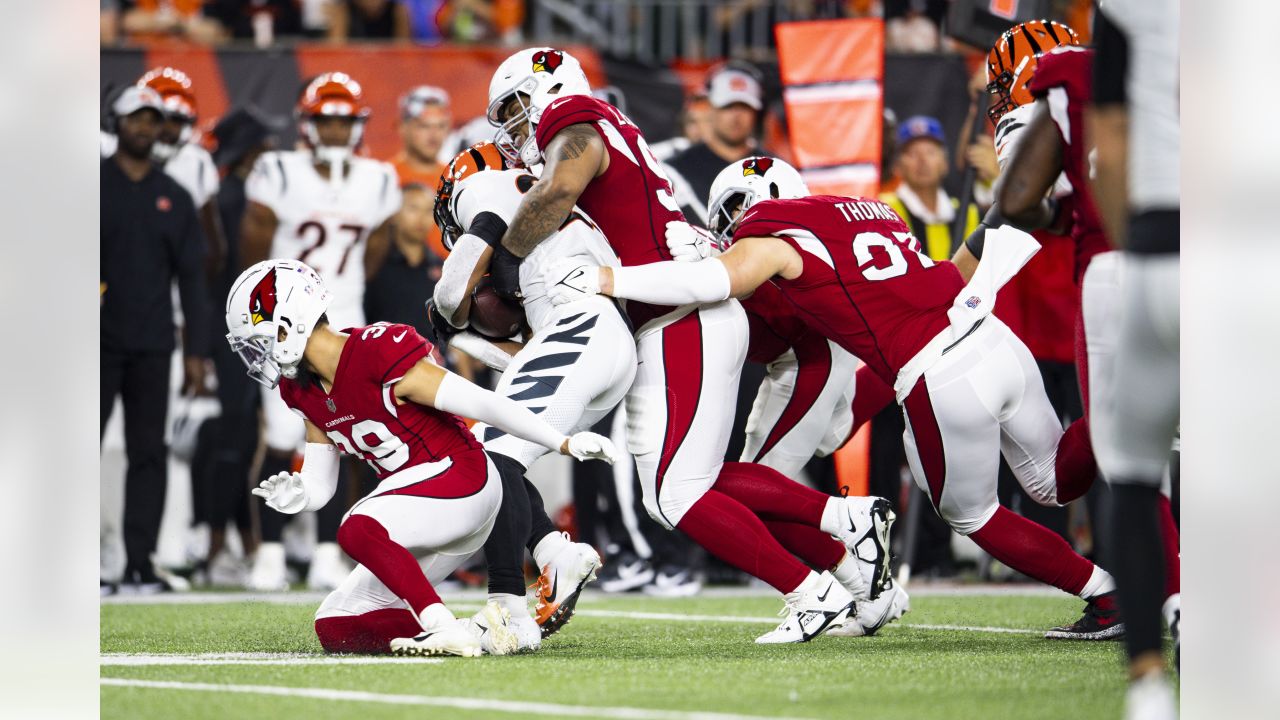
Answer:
[99,0,1134,601]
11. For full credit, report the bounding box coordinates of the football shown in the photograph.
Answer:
[468,281,524,339]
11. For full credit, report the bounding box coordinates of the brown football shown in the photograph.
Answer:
[469,284,524,339]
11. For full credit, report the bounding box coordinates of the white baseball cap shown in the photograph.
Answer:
[707,68,762,111]
[399,85,451,120]
[113,86,165,118]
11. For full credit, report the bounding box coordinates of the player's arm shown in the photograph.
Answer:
[433,234,494,327]
[198,199,226,282]
[239,201,278,270]
[393,358,616,462]
[993,102,1065,231]
[501,124,608,258]
[364,218,393,280]
[447,331,518,372]
[251,420,341,514]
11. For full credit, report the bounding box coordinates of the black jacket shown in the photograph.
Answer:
[101,158,210,356]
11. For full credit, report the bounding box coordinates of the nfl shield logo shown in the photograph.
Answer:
[965,296,981,309]
[326,398,337,413]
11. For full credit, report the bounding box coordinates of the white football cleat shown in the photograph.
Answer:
[306,542,351,591]
[826,579,910,637]
[831,496,895,600]
[755,573,855,644]
[468,601,520,656]
[533,537,602,638]
[390,621,484,658]
[246,542,289,592]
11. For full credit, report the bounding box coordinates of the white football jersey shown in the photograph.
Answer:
[246,150,401,320]
[454,169,618,332]
[100,133,220,208]
[993,102,1074,199]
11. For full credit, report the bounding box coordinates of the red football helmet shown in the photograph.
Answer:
[296,72,371,162]
[986,20,1081,124]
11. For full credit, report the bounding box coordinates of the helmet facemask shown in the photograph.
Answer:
[227,329,284,389]
[708,188,757,248]
[490,84,541,167]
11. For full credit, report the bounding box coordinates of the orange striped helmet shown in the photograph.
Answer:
[296,72,371,120]
[137,67,197,122]
[986,20,1080,123]
[434,142,510,250]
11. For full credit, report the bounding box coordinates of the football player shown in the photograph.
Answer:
[239,72,402,591]
[487,48,888,644]
[428,141,636,650]
[969,21,1180,638]
[227,259,616,656]
[103,67,225,279]
[549,157,1123,638]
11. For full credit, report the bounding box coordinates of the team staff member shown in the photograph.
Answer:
[881,116,980,262]
[101,86,210,593]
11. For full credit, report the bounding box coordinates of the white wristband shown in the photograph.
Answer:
[300,442,341,512]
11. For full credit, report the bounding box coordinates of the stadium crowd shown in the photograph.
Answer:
[101,1,1179,715]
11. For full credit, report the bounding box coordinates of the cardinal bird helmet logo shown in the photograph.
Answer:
[249,268,278,325]
[531,49,564,75]
[742,157,774,176]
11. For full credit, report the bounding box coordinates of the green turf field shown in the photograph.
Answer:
[101,589,1137,719]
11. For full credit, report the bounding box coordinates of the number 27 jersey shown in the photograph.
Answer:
[734,196,965,385]
[246,150,401,307]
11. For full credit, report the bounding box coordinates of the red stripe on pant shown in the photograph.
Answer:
[903,379,946,509]
[752,332,832,462]
[381,449,488,499]
[653,311,703,525]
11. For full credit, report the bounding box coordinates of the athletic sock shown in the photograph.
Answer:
[488,592,528,618]
[967,506,1094,596]
[531,531,570,569]
[819,497,845,536]
[1110,482,1168,662]
[1157,495,1180,597]
[417,602,456,631]
[524,478,559,555]
[831,553,863,594]
[711,461,828,526]
[784,571,824,602]
[336,514,441,615]
[675,489,810,594]
[483,453,533,597]
[1080,565,1117,599]
[763,519,846,570]
[314,608,422,654]
[1055,418,1098,504]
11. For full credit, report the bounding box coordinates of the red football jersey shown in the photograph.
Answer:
[278,322,482,480]
[743,281,812,364]
[535,94,686,329]
[1028,46,1111,284]
[734,196,964,385]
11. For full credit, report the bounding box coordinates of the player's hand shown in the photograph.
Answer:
[544,259,602,305]
[252,472,307,514]
[966,142,1000,185]
[424,298,463,348]
[665,221,715,262]
[561,432,618,464]
[183,355,211,396]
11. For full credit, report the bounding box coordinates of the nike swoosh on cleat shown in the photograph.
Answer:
[816,584,832,602]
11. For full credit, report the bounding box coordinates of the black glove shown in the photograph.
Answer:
[423,298,463,349]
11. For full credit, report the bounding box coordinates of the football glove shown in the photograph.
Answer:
[564,431,618,464]
[423,298,463,348]
[544,259,601,305]
[665,220,716,262]
[252,472,308,514]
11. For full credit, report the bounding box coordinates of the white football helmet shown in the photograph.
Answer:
[487,48,591,167]
[706,156,810,246]
[225,260,333,388]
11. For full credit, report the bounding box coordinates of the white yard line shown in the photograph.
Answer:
[99,678,817,720]
[100,652,444,666]
[102,584,1058,605]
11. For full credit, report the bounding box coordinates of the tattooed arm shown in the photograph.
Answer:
[501,123,608,257]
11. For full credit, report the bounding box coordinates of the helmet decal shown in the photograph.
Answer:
[742,157,774,177]
[531,49,564,75]
[249,268,278,325]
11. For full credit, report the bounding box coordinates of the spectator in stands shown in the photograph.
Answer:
[665,64,765,226]
[120,0,228,43]
[364,183,443,336]
[389,85,452,259]
[327,0,410,41]
[884,0,944,53]
[880,115,978,262]
[101,87,210,594]
[434,0,524,43]
[204,0,303,45]
[650,93,712,163]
